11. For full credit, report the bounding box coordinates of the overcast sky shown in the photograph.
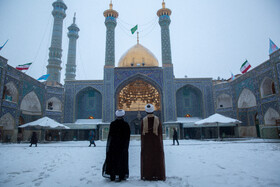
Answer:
[0,0,279,83]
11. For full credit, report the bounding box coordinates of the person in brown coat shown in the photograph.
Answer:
[141,104,166,181]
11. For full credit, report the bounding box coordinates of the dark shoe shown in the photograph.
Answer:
[94,145,96,147]
[89,144,91,147]
[115,176,120,182]
[110,175,115,181]
[29,145,32,147]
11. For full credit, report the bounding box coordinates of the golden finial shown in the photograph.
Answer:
[110,0,113,10]
[157,0,171,17]
[162,0,165,8]
[137,32,139,44]
[104,0,118,18]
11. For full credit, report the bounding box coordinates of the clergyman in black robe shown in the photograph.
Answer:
[102,109,131,182]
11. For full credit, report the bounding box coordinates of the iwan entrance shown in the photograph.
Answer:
[117,79,161,134]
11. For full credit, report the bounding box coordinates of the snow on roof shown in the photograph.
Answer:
[195,113,242,125]
[19,117,69,129]
[75,119,103,124]
[63,119,107,129]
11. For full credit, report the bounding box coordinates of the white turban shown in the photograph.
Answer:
[115,109,125,117]
[145,104,154,113]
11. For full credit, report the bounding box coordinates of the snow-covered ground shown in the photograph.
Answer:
[0,139,280,187]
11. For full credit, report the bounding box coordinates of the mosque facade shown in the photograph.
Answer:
[0,0,280,142]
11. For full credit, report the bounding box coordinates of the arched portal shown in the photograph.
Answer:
[264,108,280,125]
[20,91,42,115]
[46,97,62,111]
[76,87,102,119]
[118,79,161,111]
[176,85,203,117]
[0,113,16,142]
[237,88,257,108]
[2,82,19,102]
[260,77,276,98]
[216,94,232,109]
[116,79,162,134]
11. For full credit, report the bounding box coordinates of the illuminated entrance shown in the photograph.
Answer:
[118,79,160,111]
[117,79,161,134]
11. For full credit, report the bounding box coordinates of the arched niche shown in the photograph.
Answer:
[237,88,257,108]
[20,91,42,115]
[260,77,276,98]
[117,79,161,111]
[76,87,102,119]
[46,97,62,111]
[176,85,203,117]
[216,93,232,109]
[2,82,19,103]
[264,108,280,125]
[0,113,15,130]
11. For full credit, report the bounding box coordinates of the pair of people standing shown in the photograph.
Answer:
[102,104,166,182]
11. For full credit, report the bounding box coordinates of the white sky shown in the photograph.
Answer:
[0,0,279,83]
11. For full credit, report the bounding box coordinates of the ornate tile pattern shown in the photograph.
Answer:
[175,78,214,118]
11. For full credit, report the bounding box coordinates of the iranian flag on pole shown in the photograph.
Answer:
[16,62,32,70]
[240,60,251,74]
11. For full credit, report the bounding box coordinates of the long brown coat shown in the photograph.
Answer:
[141,115,166,181]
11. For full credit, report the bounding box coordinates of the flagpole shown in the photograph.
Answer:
[0,39,9,51]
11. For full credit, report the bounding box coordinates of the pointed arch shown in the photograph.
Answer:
[117,79,161,111]
[176,84,203,117]
[116,73,162,95]
[2,82,19,102]
[76,87,102,119]
[264,108,280,125]
[20,91,42,115]
[0,113,15,130]
[46,97,62,111]
[115,74,162,112]
[260,77,276,97]
[237,88,256,108]
[216,93,232,109]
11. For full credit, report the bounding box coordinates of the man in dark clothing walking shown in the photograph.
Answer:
[88,130,96,147]
[173,128,179,145]
[29,132,38,147]
[102,109,131,182]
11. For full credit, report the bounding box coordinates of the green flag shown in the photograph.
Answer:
[131,25,138,34]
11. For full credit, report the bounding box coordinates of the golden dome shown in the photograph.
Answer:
[118,43,159,67]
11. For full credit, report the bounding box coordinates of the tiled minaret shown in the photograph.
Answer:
[157,1,176,121]
[157,0,172,66]
[46,0,67,83]
[65,14,79,81]
[104,0,118,67]
[103,1,118,122]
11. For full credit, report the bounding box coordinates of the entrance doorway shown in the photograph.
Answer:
[117,79,161,134]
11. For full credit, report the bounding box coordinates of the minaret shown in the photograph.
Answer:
[46,0,67,83]
[157,0,172,66]
[102,1,119,122]
[65,13,80,81]
[103,0,118,67]
[157,1,176,121]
